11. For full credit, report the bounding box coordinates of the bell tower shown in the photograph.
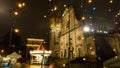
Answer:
[50,17,61,57]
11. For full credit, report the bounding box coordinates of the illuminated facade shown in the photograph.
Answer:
[49,12,62,57]
[50,7,120,62]
[50,7,91,59]
[59,8,87,58]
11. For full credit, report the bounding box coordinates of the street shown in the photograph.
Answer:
[29,65,48,68]
[11,62,103,68]
[0,59,103,68]
[10,62,62,68]
[28,63,65,68]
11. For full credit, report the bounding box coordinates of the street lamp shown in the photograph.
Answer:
[14,28,19,33]
[9,2,25,47]
[17,2,25,8]
[53,6,58,11]
[84,26,90,32]
[14,11,19,16]
[82,16,86,21]
[1,49,4,56]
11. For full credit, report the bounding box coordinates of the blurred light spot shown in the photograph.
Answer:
[109,0,113,3]
[62,64,66,67]
[93,7,96,10]
[108,9,111,12]
[64,4,67,7]
[83,58,86,61]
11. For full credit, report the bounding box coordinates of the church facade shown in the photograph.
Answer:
[49,7,120,62]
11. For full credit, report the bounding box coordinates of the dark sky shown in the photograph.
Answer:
[0,0,120,39]
[0,0,50,38]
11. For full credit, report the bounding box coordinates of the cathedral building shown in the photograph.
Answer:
[49,7,120,62]
[50,7,91,60]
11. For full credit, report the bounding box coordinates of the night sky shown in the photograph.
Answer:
[0,0,120,39]
[0,0,50,38]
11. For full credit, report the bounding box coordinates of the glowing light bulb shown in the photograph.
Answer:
[88,0,92,3]
[109,0,113,3]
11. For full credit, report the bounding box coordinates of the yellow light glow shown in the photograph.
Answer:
[109,0,113,3]
[89,47,93,50]
[22,3,25,6]
[83,58,86,61]
[82,37,84,40]
[18,4,22,8]
[117,13,120,15]
[54,6,57,11]
[51,9,54,12]
[1,50,4,53]
[93,38,95,40]
[88,0,92,3]
[113,49,116,51]
[56,23,61,28]
[64,4,67,7]
[81,16,85,20]
[17,2,25,8]
[44,15,47,18]
[50,23,55,28]
[103,67,107,68]
[63,64,66,67]
[14,11,18,16]
[49,0,52,2]
[115,56,118,59]
[14,29,19,33]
